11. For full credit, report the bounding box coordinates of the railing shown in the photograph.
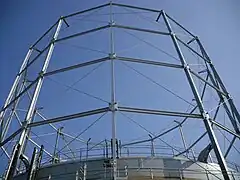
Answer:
[38,145,181,165]
[16,144,240,177]
[38,144,240,170]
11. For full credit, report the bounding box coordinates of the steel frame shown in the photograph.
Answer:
[0,2,239,180]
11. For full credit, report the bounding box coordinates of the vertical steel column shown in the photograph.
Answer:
[109,2,117,180]
[161,11,230,180]
[0,49,33,141]
[4,18,63,180]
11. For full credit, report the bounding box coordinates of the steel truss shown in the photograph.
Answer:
[0,2,239,180]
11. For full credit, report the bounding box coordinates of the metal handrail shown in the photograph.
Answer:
[16,144,239,175]
[36,144,240,172]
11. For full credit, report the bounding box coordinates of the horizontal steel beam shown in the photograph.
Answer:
[43,54,183,79]
[117,56,183,69]
[64,3,110,19]
[55,23,170,44]
[113,24,170,36]
[118,106,203,119]
[210,119,240,139]
[55,25,110,43]
[44,57,109,76]
[28,107,109,128]
[112,3,161,13]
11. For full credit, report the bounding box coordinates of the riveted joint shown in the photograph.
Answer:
[227,93,232,99]
[22,121,28,129]
[109,102,118,111]
[109,21,115,26]
[203,112,210,120]
[39,71,44,78]
[109,53,117,59]
[208,60,213,65]
[170,32,175,36]
[51,38,56,44]
[183,64,189,70]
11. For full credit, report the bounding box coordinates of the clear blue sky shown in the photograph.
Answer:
[0,0,240,175]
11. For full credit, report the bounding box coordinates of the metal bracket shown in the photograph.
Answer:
[187,36,198,45]
[183,64,189,70]
[109,102,118,111]
[156,10,163,22]
[109,53,117,59]
[22,121,28,129]
[61,16,70,28]
[38,71,44,78]
[109,21,115,26]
